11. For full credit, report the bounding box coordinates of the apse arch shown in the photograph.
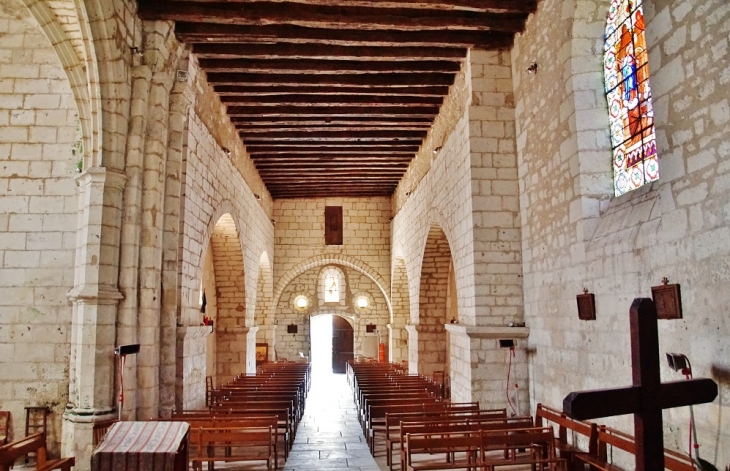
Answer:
[271,255,392,321]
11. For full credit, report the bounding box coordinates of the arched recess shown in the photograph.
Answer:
[0,0,83,455]
[255,251,274,361]
[390,258,410,363]
[271,255,392,324]
[208,213,249,384]
[23,0,102,169]
[412,225,454,378]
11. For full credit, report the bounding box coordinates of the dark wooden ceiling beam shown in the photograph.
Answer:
[256,157,412,168]
[222,94,442,106]
[216,85,450,96]
[138,2,527,32]
[175,23,515,48]
[172,0,536,14]
[227,105,438,117]
[206,72,455,86]
[193,43,466,60]
[231,116,433,125]
[199,58,460,73]
[237,125,429,133]
[241,130,426,139]
[248,146,418,154]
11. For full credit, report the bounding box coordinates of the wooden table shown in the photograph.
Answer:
[91,421,189,471]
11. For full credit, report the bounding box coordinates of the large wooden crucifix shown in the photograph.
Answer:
[563,298,718,471]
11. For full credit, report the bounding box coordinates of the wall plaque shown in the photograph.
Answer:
[651,277,682,319]
[577,288,596,320]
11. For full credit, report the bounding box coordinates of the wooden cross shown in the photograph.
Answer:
[563,298,718,471]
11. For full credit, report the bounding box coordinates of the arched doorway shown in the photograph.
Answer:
[310,314,354,375]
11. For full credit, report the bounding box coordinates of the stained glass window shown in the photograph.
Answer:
[324,273,339,303]
[604,0,658,196]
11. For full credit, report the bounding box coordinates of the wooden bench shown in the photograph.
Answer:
[535,403,598,467]
[404,427,564,471]
[573,425,694,471]
[384,408,504,469]
[399,416,534,471]
[0,433,75,471]
[189,426,274,471]
[0,412,8,445]
[404,430,482,470]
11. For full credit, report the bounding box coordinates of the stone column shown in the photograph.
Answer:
[217,326,255,383]
[175,325,213,411]
[446,325,529,411]
[62,167,126,469]
[387,323,408,363]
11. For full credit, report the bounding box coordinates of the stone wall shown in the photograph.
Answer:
[0,0,79,450]
[274,265,389,362]
[271,197,392,353]
[514,0,730,463]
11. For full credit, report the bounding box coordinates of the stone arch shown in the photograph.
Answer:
[208,213,248,384]
[389,257,410,363]
[23,0,103,168]
[0,0,83,454]
[272,255,391,321]
[255,251,275,360]
[412,224,454,378]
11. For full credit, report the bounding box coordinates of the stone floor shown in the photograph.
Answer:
[282,371,381,471]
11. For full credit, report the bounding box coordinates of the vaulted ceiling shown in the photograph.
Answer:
[138,1,536,199]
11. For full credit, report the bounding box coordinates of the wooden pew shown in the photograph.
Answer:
[535,403,598,466]
[0,433,75,471]
[368,402,481,455]
[383,408,504,468]
[169,415,282,469]
[189,426,274,471]
[399,416,534,471]
[404,430,482,470]
[481,427,565,470]
[573,425,694,471]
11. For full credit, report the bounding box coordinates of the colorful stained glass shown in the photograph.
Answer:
[604,0,658,196]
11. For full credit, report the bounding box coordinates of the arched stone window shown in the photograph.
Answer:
[321,266,343,303]
[604,0,658,196]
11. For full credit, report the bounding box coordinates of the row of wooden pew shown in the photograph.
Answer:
[350,361,564,470]
[171,361,311,471]
[350,362,697,471]
[0,432,74,471]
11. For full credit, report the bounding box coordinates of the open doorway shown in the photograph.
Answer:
[310,314,354,376]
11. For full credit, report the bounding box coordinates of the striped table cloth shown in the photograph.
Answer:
[91,421,189,471]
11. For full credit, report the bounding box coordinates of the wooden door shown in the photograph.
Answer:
[332,315,354,374]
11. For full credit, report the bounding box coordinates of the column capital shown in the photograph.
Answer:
[444,324,529,339]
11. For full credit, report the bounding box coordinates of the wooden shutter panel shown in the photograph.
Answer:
[325,206,343,245]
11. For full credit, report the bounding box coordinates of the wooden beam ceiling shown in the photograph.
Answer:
[138,0,535,198]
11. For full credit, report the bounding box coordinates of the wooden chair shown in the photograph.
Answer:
[0,412,9,445]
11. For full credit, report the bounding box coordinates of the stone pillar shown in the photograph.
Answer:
[217,326,253,383]
[175,325,213,411]
[405,324,446,377]
[246,326,259,374]
[387,323,408,363]
[62,167,126,469]
[258,325,277,362]
[446,325,529,411]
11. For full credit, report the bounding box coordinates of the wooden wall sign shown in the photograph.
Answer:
[366,324,377,333]
[576,288,596,320]
[651,277,682,319]
[325,206,343,245]
[287,324,298,334]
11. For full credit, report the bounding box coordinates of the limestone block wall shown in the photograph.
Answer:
[514,0,730,463]
[274,266,389,362]
[0,0,79,450]
[271,198,392,334]
[180,108,274,389]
